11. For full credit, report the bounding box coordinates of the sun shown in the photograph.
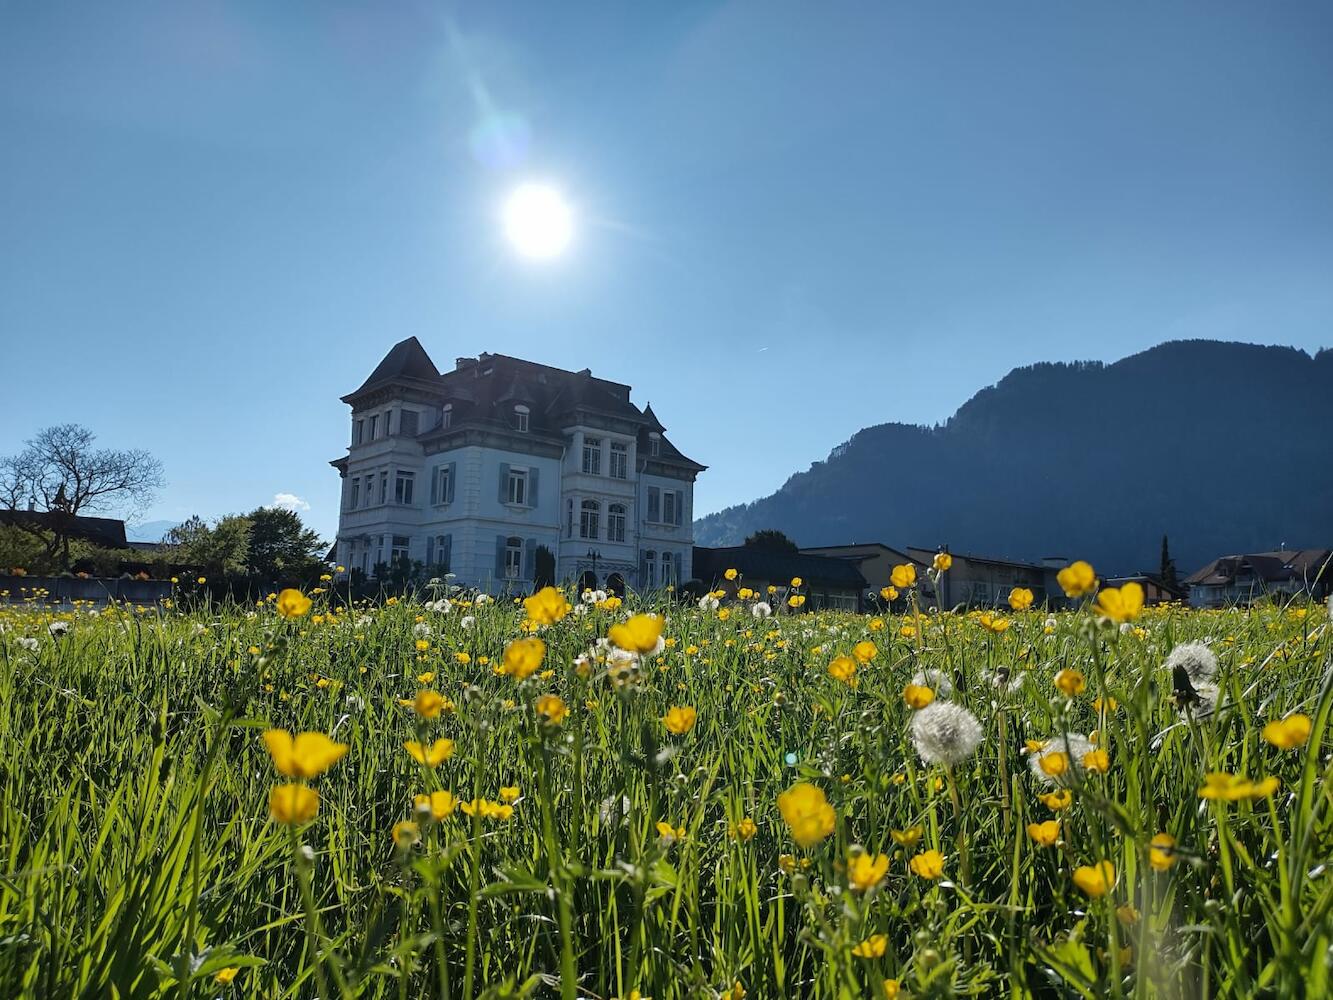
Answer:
[501,182,574,259]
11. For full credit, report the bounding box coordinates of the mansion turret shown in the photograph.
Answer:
[331,338,705,593]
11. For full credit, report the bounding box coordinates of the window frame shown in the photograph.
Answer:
[579,499,600,540]
[506,466,529,507]
[504,536,523,579]
[609,441,628,479]
[514,405,530,433]
[607,503,626,543]
[582,437,602,476]
[394,470,415,505]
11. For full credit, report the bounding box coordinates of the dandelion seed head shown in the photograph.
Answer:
[1165,641,1217,685]
[910,701,983,767]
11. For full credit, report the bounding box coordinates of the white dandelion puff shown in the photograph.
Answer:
[911,668,954,698]
[1028,732,1095,785]
[1165,641,1217,685]
[910,701,984,767]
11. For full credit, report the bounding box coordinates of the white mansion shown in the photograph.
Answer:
[331,338,705,593]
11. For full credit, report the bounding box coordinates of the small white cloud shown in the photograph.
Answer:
[270,492,311,512]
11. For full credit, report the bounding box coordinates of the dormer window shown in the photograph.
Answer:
[649,432,661,457]
[440,403,452,429]
[514,405,530,433]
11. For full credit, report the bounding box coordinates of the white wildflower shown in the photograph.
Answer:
[697,595,719,612]
[751,601,772,619]
[18,636,40,652]
[460,615,476,630]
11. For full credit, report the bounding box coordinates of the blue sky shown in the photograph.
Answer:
[2,2,1331,542]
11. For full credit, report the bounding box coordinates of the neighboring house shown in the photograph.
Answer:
[0,508,130,549]
[904,546,1061,609]
[1184,549,1332,608]
[799,542,921,599]
[1102,573,1189,606]
[331,338,705,594]
[692,545,868,612]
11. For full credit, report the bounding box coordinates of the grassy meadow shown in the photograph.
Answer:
[0,567,1330,999]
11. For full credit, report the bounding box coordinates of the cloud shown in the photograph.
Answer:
[269,492,311,512]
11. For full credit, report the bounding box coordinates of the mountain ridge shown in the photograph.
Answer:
[694,340,1333,575]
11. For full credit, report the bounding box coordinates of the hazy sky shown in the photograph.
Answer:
[3,2,1331,541]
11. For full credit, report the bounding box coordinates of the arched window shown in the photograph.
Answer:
[660,550,676,587]
[504,536,523,579]
[441,403,453,429]
[579,499,600,540]
[648,431,661,457]
[644,549,657,588]
[607,503,626,543]
[514,404,529,433]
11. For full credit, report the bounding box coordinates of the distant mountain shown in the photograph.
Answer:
[126,519,180,543]
[695,340,1333,576]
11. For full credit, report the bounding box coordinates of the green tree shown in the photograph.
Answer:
[244,506,324,581]
[1159,534,1180,592]
[743,528,799,553]
[165,515,252,576]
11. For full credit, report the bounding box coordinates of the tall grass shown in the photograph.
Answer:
[0,584,1328,998]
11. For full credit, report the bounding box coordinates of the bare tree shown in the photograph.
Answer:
[1,424,164,567]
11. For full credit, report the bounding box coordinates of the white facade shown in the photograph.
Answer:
[332,341,704,594]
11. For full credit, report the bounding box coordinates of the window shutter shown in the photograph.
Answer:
[430,467,439,505]
[674,490,684,525]
[400,409,418,436]
[523,538,536,579]
[446,462,456,504]
[648,487,660,523]
[498,463,509,503]
[494,535,506,578]
[674,551,683,582]
[441,535,451,572]
[528,467,539,508]
[426,536,435,565]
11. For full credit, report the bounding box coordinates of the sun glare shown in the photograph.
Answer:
[502,182,574,259]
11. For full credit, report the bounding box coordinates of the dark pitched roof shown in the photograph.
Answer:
[905,546,1043,571]
[693,545,868,589]
[0,509,129,549]
[1185,549,1332,587]
[347,337,441,398]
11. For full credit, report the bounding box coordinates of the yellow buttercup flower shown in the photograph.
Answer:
[1026,820,1060,847]
[890,564,916,589]
[891,826,923,848]
[1096,582,1144,623]
[932,552,952,572]
[501,637,546,679]
[852,933,888,958]
[852,640,877,663]
[1054,669,1085,696]
[404,738,455,767]
[392,820,420,848]
[524,586,572,625]
[1040,789,1073,810]
[415,790,458,820]
[1008,587,1034,611]
[214,967,240,986]
[276,588,312,618]
[827,655,858,686]
[1072,860,1116,898]
[979,612,1009,634]
[499,785,520,802]
[909,849,945,879]
[608,614,664,654]
[663,705,697,734]
[1039,752,1070,778]
[1149,832,1177,871]
[1057,560,1097,598]
[880,586,898,602]
[847,852,889,892]
[902,683,934,709]
[731,817,758,841]
[1262,713,1311,749]
[269,783,319,825]
[790,576,803,588]
[1198,772,1280,801]
[262,730,348,779]
[535,694,569,725]
[1081,749,1110,773]
[883,981,902,999]
[776,782,836,848]
[413,689,446,719]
